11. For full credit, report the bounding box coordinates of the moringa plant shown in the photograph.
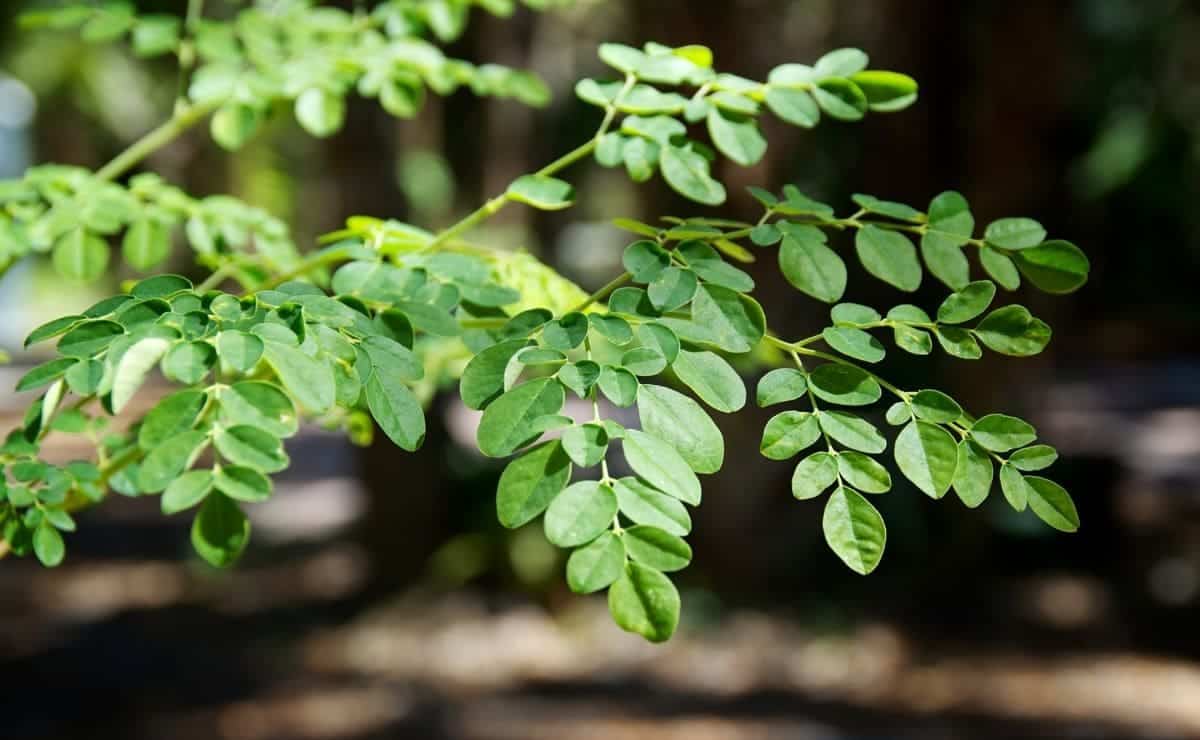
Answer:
[0,1,1089,643]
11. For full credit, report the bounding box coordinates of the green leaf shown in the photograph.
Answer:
[637,323,680,364]
[58,320,124,357]
[162,341,216,385]
[813,78,868,121]
[636,384,724,474]
[557,360,601,399]
[461,339,530,410]
[935,326,982,359]
[980,246,1021,290]
[214,465,272,503]
[822,487,886,575]
[623,525,691,572]
[139,389,206,450]
[496,441,572,528]
[214,426,289,473]
[765,87,820,127]
[216,331,264,373]
[622,115,687,145]
[921,234,971,292]
[612,217,661,238]
[477,377,565,457]
[760,411,821,460]
[588,314,634,345]
[792,451,839,500]
[808,363,882,406]
[671,349,745,413]
[894,420,957,498]
[396,300,460,337]
[677,241,755,292]
[707,109,766,166]
[815,48,870,77]
[851,194,924,223]
[608,562,680,642]
[1012,240,1090,294]
[855,225,921,292]
[660,143,726,205]
[544,480,618,547]
[132,15,180,56]
[366,375,426,452]
[916,190,974,289]
[543,313,590,351]
[595,131,625,166]
[970,414,1036,452]
[953,440,993,508]
[832,303,881,327]
[25,315,84,347]
[779,225,846,303]
[622,137,658,182]
[849,70,918,112]
[506,174,575,210]
[886,401,912,425]
[561,423,608,468]
[598,42,644,73]
[598,365,639,407]
[911,389,962,423]
[937,281,996,324]
[1025,476,1079,532]
[620,347,667,376]
[262,340,335,414]
[361,334,423,382]
[566,532,625,594]
[111,337,170,413]
[822,327,886,363]
[295,87,345,138]
[136,274,192,297]
[613,477,691,536]
[687,284,765,353]
[16,358,76,392]
[984,217,1046,250]
[622,429,701,505]
[53,229,109,282]
[191,493,250,568]
[838,452,892,493]
[974,305,1051,357]
[211,103,261,151]
[122,219,170,271]
[999,463,1029,511]
[140,430,208,493]
[750,223,782,246]
[33,523,65,567]
[218,381,299,439]
[162,470,213,515]
[62,369,97,408]
[1010,444,1058,471]
[819,411,886,454]
[757,368,807,407]
[623,240,671,283]
[648,267,698,312]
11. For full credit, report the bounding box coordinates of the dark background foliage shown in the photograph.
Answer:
[2,1,1199,738]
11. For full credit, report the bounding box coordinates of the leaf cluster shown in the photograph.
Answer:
[0,17,1091,646]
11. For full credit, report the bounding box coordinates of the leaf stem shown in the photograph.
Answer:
[569,272,632,313]
[793,346,911,401]
[250,245,354,293]
[422,74,636,251]
[95,100,219,182]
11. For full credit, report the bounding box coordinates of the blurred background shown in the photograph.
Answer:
[3,1,1200,738]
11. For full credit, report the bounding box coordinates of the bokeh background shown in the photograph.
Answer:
[3,1,1200,738]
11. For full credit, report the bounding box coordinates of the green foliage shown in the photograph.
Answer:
[580,43,918,206]
[0,9,1089,644]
